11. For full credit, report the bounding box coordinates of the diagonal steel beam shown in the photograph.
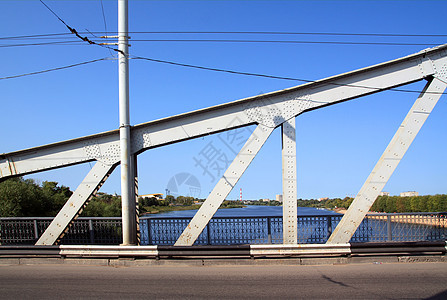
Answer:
[327,77,447,244]
[175,124,274,246]
[36,161,117,245]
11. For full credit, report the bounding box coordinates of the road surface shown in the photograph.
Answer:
[0,261,446,299]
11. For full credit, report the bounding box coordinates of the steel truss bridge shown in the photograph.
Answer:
[1,43,447,256]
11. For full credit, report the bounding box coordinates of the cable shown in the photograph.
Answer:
[39,0,123,55]
[2,38,441,48]
[0,41,85,48]
[125,31,447,37]
[133,55,311,82]
[0,58,109,80]
[2,31,447,40]
[132,55,447,95]
[126,39,441,47]
[39,0,71,29]
[31,2,447,95]
[0,33,75,40]
[99,0,113,56]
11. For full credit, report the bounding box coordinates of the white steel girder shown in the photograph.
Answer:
[174,124,274,246]
[282,118,298,244]
[2,44,444,182]
[327,77,447,244]
[36,161,117,245]
[0,44,446,246]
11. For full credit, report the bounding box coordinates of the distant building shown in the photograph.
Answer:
[400,191,418,197]
[276,194,283,202]
[139,193,164,200]
[318,197,329,201]
[261,198,270,202]
[379,192,390,196]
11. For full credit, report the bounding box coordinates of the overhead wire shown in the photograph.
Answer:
[132,55,447,95]
[0,41,85,48]
[123,31,447,37]
[99,0,113,56]
[39,0,123,55]
[124,39,441,46]
[3,31,446,39]
[6,1,445,96]
[0,57,110,80]
[0,39,442,48]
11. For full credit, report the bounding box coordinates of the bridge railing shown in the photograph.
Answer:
[1,213,445,245]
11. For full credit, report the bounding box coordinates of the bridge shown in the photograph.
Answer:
[1,40,447,256]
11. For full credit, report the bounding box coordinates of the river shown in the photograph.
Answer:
[145,205,340,218]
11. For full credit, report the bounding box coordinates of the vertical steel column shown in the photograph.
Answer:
[282,118,297,244]
[327,78,447,244]
[118,0,136,245]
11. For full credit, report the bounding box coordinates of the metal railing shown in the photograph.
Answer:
[0,217,122,245]
[1,213,445,246]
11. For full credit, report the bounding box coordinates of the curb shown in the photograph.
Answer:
[0,254,445,267]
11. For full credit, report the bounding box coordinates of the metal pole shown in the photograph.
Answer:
[118,0,136,245]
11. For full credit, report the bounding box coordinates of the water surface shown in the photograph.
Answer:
[145,205,339,218]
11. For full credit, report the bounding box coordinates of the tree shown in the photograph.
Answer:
[165,195,175,204]
[0,178,45,216]
[41,181,72,215]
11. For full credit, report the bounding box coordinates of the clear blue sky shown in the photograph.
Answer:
[1,0,446,200]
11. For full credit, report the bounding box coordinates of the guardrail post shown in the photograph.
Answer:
[387,215,392,241]
[206,222,211,245]
[267,217,272,244]
[89,219,95,244]
[327,216,332,240]
[33,220,39,240]
[147,219,152,245]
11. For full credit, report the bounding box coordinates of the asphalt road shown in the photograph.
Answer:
[0,262,446,299]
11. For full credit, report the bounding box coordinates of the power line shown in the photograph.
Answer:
[132,55,447,95]
[0,57,109,80]
[2,30,446,41]
[32,2,447,95]
[39,0,71,29]
[99,0,113,56]
[0,33,74,40]
[0,41,84,48]
[2,38,442,48]
[127,39,441,47]
[124,31,447,38]
[39,0,123,55]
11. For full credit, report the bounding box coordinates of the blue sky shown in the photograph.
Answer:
[1,0,446,200]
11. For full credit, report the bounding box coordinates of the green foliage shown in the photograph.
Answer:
[80,192,122,217]
[297,197,354,210]
[175,196,195,206]
[138,195,206,214]
[0,177,122,217]
[165,195,175,203]
[370,194,447,213]
[298,194,447,213]
[220,200,245,208]
[0,177,72,217]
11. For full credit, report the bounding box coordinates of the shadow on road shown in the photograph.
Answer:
[424,289,447,300]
